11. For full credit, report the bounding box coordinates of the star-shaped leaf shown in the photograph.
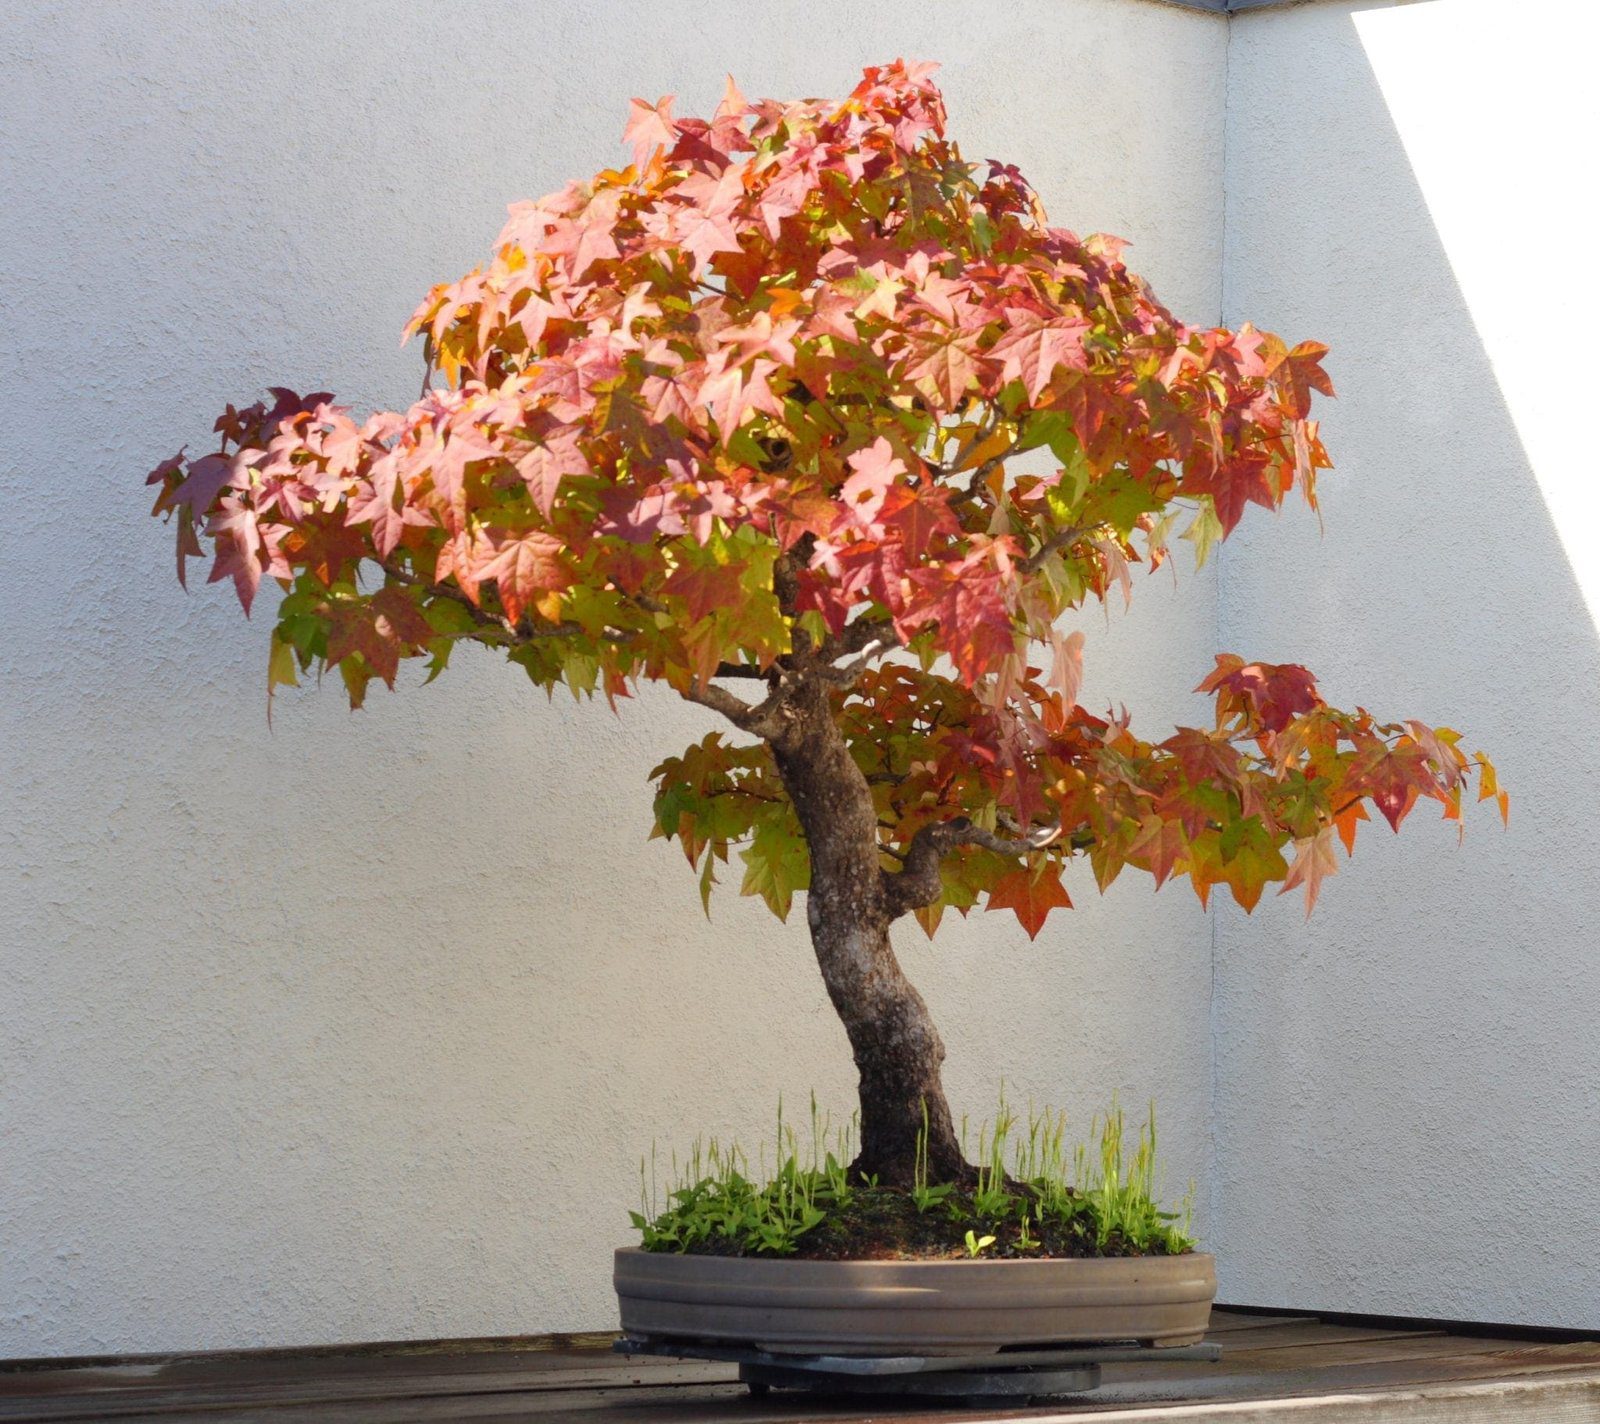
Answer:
[985,861,1073,941]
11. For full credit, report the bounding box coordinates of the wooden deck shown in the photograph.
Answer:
[4,1309,1599,1423]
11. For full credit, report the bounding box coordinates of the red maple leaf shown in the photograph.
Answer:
[1128,818,1187,890]
[345,452,405,557]
[985,862,1073,940]
[661,560,746,623]
[902,547,1016,683]
[698,355,783,439]
[1351,743,1430,832]
[883,483,958,558]
[1279,825,1339,917]
[1198,655,1322,734]
[169,452,239,520]
[839,438,906,526]
[1262,335,1336,418]
[1193,453,1277,536]
[668,165,746,272]
[1163,726,1243,788]
[324,588,435,689]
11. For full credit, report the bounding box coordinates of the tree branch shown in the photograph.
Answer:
[429,624,598,645]
[678,675,795,741]
[1019,523,1094,576]
[822,634,898,686]
[940,405,1002,480]
[965,437,1024,498]
[882,815,1063,919]
[377,559,519,639]
[380,557,656,649]
[830,615,900,660]
[679,681,765,728]
[772,543,823,667]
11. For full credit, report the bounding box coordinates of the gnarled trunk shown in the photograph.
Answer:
[770,680,969,1187]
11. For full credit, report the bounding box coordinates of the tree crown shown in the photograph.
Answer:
[147,60,1501,937]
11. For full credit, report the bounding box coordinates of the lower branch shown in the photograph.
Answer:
[378,559,519,638]
[883,816,1062,919]
[678,675,797,742]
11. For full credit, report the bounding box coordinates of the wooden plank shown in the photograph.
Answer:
[0,1311,1312,1404]
[1211,1322,1446,1352]
[1204,1311,1318,1335]
[0,1331,622,1376]
[1015,1372,1600,1422]
[0,1356,739,1422]
[0,1339,633,1395]
[6,1385,745,1424]
[0,1325,1338,1414]
[0,1348,683,1400]
[1089,1342,1600,1409]
[0,1379,942,1422]
[1218,1334,1537,1373]
[1083,1333,1582,1400]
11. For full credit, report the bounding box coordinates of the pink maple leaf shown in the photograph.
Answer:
[515,427,589,517]
[473,530,571,624]
[345,451,406,557]
[839,438,906,527]
[990,312,1090,402]
[623,95,676,168]
[698,354,783,441]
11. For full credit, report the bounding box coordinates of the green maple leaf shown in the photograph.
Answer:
[738,820,810,921]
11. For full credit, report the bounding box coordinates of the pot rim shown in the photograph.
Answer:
[615,1245,1215,1268]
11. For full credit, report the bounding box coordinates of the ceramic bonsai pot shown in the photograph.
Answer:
[614,1247,1216,1356]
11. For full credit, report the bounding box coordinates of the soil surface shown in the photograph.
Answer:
[680,1185,1188,1261]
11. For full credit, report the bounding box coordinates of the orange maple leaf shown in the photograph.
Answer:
[985,861,1072,941]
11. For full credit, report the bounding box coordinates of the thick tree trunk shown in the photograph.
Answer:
[770,680,970,1187]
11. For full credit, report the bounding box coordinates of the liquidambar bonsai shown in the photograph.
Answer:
[147,62,1501,1214]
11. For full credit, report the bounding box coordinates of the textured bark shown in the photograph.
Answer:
[770,679,970,1187]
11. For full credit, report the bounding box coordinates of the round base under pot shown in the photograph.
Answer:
[613,1247,1216,1356]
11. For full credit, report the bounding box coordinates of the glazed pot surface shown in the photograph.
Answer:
[614,1247,1216,1355]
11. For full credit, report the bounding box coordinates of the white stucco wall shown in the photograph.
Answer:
[1,0,1227,1355]
[1214,0,1600,1329]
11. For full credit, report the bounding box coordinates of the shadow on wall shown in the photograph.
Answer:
[1213,0,1600,1329]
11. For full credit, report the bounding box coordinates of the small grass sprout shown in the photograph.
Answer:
[910,1098,955,1214]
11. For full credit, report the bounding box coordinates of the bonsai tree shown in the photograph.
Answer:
[147,60,1501,1189]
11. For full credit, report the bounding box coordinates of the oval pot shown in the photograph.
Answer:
[614,1246,1216,1356]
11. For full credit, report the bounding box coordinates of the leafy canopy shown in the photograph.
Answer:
[148,60,1502,937]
